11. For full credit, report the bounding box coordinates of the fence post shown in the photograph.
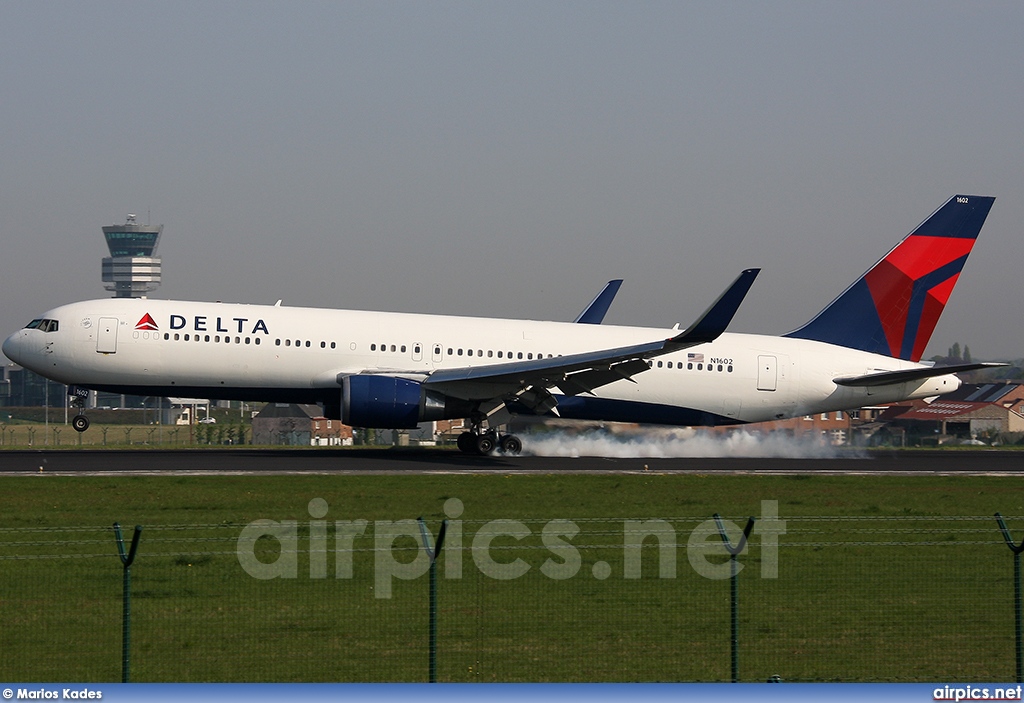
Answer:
[113,522,142,683]
[996,513,1024,683]
[713,513,756,683]
[417,517,448,683]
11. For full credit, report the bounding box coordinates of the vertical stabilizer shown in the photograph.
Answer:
[784,195,995,361]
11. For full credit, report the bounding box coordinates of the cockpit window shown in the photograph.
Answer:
[25,319,59,332]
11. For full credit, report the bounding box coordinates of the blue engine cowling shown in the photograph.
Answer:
[341,375,468,429]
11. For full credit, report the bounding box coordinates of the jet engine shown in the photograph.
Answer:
[340,375,471,429]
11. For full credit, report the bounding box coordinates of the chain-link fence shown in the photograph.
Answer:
[1,513,1020,682]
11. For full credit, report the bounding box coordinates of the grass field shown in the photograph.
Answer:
[1,471,1023,682]
[0,422,245,448]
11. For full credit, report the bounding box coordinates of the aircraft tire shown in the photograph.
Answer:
[475,433,496,455]
[457,431,476,454]
[72,415,90,433]
[499,434,522,455]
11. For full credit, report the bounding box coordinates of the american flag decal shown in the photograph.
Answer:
[687,353,704,363]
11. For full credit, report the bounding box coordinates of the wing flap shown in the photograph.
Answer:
[556,359,652,396]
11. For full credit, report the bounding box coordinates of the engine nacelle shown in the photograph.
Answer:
[341,375,470,429]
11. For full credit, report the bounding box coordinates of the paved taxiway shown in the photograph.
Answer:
[1,448,1023,475]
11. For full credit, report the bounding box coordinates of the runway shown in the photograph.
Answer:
[1,448,1023,476]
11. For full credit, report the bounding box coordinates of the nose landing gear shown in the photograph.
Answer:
[68,387,90,433]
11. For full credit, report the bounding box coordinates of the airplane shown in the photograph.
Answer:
[2,195,1003,455]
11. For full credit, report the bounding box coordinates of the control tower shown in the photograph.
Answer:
[101,214,162,298]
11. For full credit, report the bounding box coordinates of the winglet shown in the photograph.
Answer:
[668,268,760,346]
[574,280,623,324]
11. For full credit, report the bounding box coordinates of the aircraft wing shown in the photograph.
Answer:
[423,268,759,406]
[833,362,1008,387]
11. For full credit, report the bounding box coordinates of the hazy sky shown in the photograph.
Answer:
[2,2,1022,359]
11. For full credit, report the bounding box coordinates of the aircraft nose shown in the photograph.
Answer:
[2,331,23,365]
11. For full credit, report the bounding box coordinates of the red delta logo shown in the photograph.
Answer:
[135,313,159,331]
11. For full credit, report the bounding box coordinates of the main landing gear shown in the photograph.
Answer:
[456,430,522,456]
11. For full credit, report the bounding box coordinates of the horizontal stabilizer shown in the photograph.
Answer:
[833,362,1008,388]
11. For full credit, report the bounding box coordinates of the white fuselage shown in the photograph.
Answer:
[2,297,960,426]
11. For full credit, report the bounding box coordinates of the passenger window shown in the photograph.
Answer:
[390,344,396,352]
[401,345,407,353]
[331,342,336,349]
[497,351,503,358]
[305,341,311,347]
[286,340,292,347]
[275,339,281,346]
[517,352,523,359]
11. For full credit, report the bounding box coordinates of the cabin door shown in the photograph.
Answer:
[756,355,777,391]
[97,318,118,354]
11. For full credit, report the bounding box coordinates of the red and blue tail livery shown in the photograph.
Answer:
[785,195,995,361]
